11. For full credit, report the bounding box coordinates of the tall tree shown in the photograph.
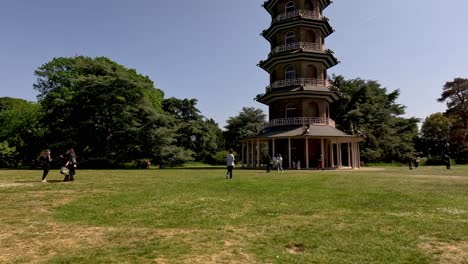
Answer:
[225,107,266,152]
[420,113,452,161]
[0,97,43,166]
[438,78,468,129]
[438,77,468,162]
[162,98,223,163]
[33,56,183,165]
[331,75,419,162]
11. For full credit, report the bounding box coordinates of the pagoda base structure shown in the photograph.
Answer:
[240,124,363,170]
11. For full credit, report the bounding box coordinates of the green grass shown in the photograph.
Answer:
[0,166,467,263]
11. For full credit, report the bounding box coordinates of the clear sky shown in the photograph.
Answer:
[1,0,467,128]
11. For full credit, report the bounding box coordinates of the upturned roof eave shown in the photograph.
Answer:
[256,89,339,104]
[262,19,334,41]
[263,0,333,15]
[259,52,339,72]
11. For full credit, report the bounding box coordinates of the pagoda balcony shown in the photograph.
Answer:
[271,42,324,56]
[268,78,327,90]
[273,10,322,24]
[265,117,336,128]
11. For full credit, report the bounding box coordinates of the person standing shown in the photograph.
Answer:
[39,149,52,182]
[277,154,283,173]
[226,149,235,179]
[444,154,451,170]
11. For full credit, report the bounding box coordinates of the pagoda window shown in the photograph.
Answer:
[285,2,296,13]
[285,31,295,45]
[285,65,296,80]
[285,103,298,118]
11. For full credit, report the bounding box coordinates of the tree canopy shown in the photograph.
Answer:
[420,113,452,162]
[0,97,43,166]
[331,75,419,162]
[224,107,266,152]
[162,97,224,163]
[437,77,468,162]
[33,56,181,165]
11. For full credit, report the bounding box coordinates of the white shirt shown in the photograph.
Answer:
[226,153,235,166]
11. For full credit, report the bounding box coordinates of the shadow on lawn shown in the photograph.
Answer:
[15,180,66,183]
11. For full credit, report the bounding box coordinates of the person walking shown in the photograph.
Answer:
[39,149,52,182]
[264,153,272,173]
[277,154,283,173]
[226,149,235,179]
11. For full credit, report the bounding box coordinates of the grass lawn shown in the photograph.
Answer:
[0,166,467,263]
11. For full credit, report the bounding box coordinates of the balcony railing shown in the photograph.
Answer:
[272,42,324,55]
[268,78,326,90]
[274,10,322,24]
[265,117,336,128]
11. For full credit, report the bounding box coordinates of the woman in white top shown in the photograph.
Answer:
[277,154,283,173]
[226,149,235,179]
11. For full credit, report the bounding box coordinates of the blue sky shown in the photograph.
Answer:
[1,0,467,128]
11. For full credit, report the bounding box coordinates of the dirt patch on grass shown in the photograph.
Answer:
[419,237,468,264]
[407,175,468,180]
[187,240,260,264]
[0,223,109,263]
[286,243,305,254]
[0,183,35,188]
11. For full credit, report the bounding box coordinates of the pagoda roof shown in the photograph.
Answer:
[262,0,332,15]
[259,51,339,72]
[256,86,339,105]
[262,18,334,41]
[242,125,361,141]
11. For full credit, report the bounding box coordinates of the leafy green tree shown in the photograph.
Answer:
[438,78,468,129]
[225,107,266,153]
[33,56,182,166]
[438,78,468,162]
[420,113,452,161]
[330,75,419,162]
[162,98,201,121]
[162,98,223,163]
[0,141,18,167]
[0,97,43,167]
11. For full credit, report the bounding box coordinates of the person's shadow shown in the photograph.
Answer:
[14,180,64,183]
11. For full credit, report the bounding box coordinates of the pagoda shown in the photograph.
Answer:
[241,0,362,169]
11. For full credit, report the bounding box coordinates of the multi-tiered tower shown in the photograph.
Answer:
[241,0,362,170]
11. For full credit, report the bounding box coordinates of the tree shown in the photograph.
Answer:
[0,97,43,167]
[437,77,468,162]
[438,78,468,129]
[162,98,224,163]
[162,98,201,121]
[33,56,180,166]
[420,113,452,162]
[224,107,266,152]
[330,75,419,163]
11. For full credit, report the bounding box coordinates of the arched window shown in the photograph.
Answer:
[285,2,296,13]
[285,65,296,80]
[305,0,315,11]
[285,31,295,45]
[285,103,298,118]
